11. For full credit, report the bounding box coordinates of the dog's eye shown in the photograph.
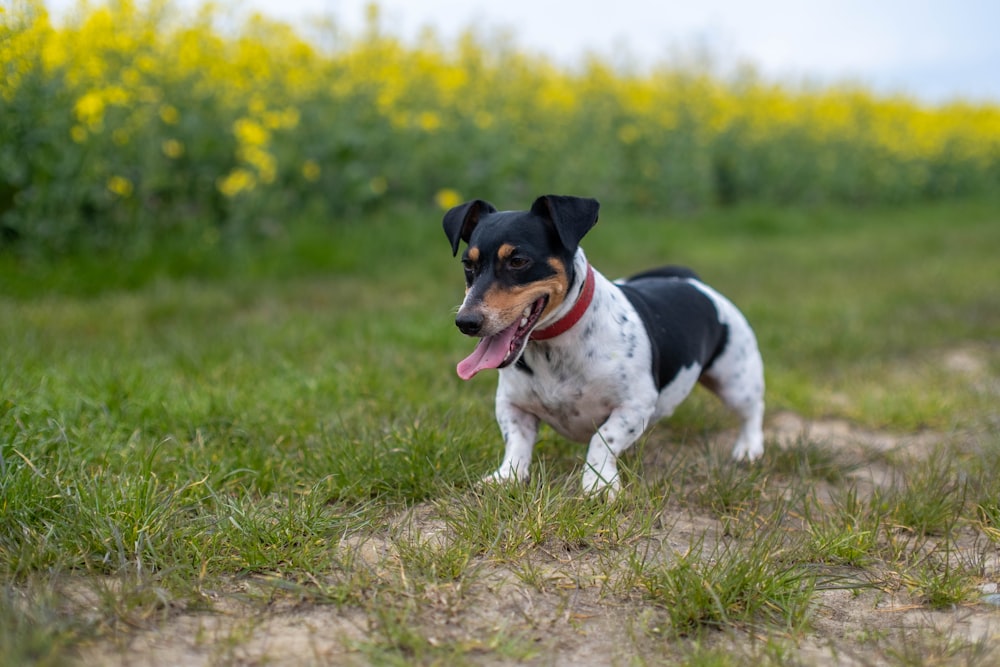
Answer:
[461,259,475,272]
[508,257,531,270]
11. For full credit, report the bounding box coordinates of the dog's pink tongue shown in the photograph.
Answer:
[456,322,519,380]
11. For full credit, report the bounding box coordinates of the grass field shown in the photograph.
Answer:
[2,198,1000,665]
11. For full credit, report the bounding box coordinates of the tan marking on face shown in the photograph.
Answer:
[477,258,570,333]
[540,258,570,319]
[497,243,516,261]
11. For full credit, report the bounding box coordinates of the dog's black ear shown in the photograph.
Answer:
[443,199,497,256]
[530,195,600,251]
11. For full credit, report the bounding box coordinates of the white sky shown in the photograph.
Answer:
[46,0,1000,103]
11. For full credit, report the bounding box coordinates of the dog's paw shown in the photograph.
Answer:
[582,467,620,501]
[479,467,529,488]
[730,435,764,463]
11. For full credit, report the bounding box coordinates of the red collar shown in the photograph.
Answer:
[530,264,595,341]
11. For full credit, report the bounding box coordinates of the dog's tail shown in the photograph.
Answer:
[625,265,701,283]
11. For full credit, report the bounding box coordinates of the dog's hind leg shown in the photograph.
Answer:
[726,387,765,462]
[700,320,766,462]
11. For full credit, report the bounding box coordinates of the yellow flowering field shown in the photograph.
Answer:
[2,0,999,251]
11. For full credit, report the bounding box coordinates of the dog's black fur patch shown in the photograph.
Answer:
[617,269,729,389]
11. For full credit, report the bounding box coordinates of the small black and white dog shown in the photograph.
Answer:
[444,195,765,496]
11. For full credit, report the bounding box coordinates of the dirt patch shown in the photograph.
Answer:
[79,598,372,666]
[766,410,942,455]
[76,413,1000,666]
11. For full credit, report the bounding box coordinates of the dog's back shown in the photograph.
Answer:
[624,264,701,283]
[615,267,729,390]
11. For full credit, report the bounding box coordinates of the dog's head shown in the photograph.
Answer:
[442,195,599,379]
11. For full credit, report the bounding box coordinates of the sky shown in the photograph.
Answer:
[46,0,1000,104]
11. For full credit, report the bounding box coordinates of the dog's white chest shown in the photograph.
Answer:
[497,290,657,443]
[502,363,621,442]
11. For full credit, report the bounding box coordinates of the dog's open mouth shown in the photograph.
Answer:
[456,296,548,380]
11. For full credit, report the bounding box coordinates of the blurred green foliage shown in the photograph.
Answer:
[2,0,1000,254]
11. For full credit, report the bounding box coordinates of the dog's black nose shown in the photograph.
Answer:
[455,312,484,336]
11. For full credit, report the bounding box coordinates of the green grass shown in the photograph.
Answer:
[1,198,999,664]
[802,486,884,567]
[637,527,817,636]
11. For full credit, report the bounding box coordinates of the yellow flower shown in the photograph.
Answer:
[70,125,88,143]
[240,146,277,184]
[301,160,321,182]
[103,85,129,106]
[162,139,185,158]
[248,95,267,116]
[281,107,300,129]
[107,175,133,198]
[233,117,269,146]
[388,111,410,129]
[74,91,105,129]
[159,104,180,125]
[263,110,283,130]
[217,168,256,197]
[474,111,494,129]
[417,111,441,132]
[617,124,640,145]
[434,188,462,211]
[121,67,141,87]
[369,175,388,195]
[264,107,300,130]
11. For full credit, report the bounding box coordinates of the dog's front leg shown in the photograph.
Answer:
[487,399,539,484]
[582,404,652,498]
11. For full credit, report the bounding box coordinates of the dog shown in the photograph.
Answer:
[443,195,765,496]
